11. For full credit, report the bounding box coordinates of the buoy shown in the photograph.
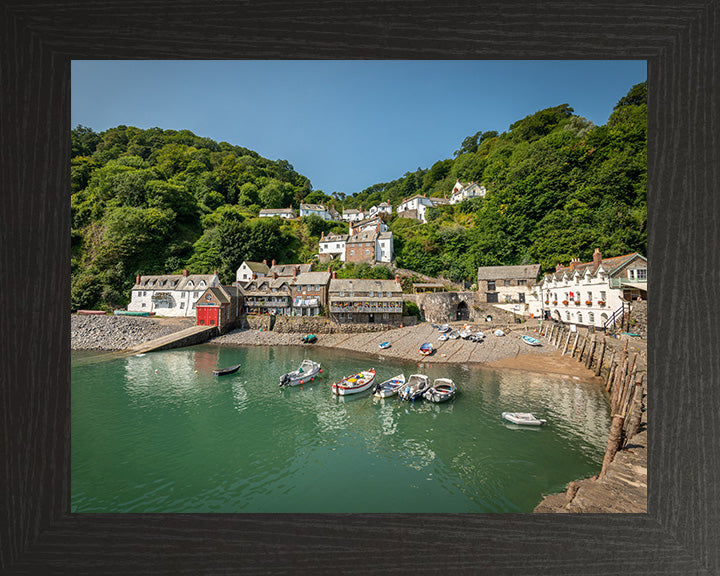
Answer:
[300,380,304,384]
[155,369,159,374]
[194,370,198,374]
[319,369,322,373]
[311,377,314,381]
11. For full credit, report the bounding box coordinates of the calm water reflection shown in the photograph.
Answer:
[72,344,610,513]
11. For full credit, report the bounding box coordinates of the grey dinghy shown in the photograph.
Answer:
[280,359,322,387]
[398,374,431,401]
[423,378,456,403]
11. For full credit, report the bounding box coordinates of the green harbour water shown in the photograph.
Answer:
[71,344,611,513]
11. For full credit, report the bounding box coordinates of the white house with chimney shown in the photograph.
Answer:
[127,270,221,317]
[397,194,435,224]
[300,203,334,220]
[533,249,648,328]
[236,260,270,283]
[449,180,487,204]
[342,208,365,222]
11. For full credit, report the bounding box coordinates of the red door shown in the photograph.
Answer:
[197,306,219,326]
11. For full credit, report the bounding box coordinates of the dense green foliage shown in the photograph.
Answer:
[71,82,646,310]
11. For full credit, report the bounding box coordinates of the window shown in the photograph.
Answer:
[350,250,355,255]
[578,312,583,324]
[588,312,595,323]
[180,302,185,309]
[634,268,647,280]
[504,280,512,286]
[566,311,571,321]
[600,291,607,301]
[487,280,496,290]
[517,279,526,285]
[141,303,146,308]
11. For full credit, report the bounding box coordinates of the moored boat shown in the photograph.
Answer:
[398,374,431,401]
[379,341,391,349]
[77,310,107,315]
[438,324,450,333]
[419,342,434,356]
[475,331,485,340]
[423,378,456,403]
[438,333,449,342]
[448,330,460,339]
[332,369,376,396]
[301,334,317,344]
[373,373,406,398]
[213,364,241,376]
[494,329,505,337]
[113,310,151,317]
[460,329,473,339]
[501,412,546,426]
[279,359,322,387]
[521,335,542,347]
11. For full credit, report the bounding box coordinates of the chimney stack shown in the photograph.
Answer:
[262,259,266,266]
[252,273,257,280]
[327,265,331,272]
[293,267,298,277]
[273,272,278,279]
[182,269,188,277]
[569,258,581,271]
[395,274,401,285]
[213,269,218,275]
[555,263,563,272]
[136,274,140,284]
[593,248,602,267]
[272,259,276,267]
[332,271,337,279]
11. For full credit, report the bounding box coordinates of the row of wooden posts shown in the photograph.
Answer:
[539,322,646,479]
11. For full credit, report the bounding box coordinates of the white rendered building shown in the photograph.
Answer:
[128,271,221,317]
[449,180,487,204]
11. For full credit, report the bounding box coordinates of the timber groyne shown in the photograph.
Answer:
[529,321,648,513]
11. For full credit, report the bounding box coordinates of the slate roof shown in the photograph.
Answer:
[270,263,312,276]
[476,264,541,281]
[243,261,270,274]
[320,233,348,244]
[294,271,331,286]
[329,278,402,294]
[300,203,327,211]
[133,274,218,291]
[346,229,378,244]
[259,208,295,216]
[545,253,646,280]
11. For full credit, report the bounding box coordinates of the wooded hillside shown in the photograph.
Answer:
[70,82,646,310]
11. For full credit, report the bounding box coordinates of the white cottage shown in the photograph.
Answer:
[128,270,221,317]
[341,208,364,222]
[535,249,648,329]
[235,260,270,283]
[319,232,349,262]
[300,203,333,220]
[396,194,435,223]
[449,180,486,204]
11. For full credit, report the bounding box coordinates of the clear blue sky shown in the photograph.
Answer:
[72,60,646,196]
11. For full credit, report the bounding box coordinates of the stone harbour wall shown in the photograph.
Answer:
[71,314,195,350]
[272,315,398,334]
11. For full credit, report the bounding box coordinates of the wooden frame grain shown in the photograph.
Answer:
[2,0,718,573]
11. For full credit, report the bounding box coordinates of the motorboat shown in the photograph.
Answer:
[460,329,472,339]
[373,374,406,398]
[279,359,322,387]
[501,412,547,426]
[398,374,431,401]
[423,378,456,403]
[475,331,485,340]
[494,329,505,337]
[448,330,460,339]
[438,333,449,342]
[213,364,240,376]
[332,369,376,396]
[419,342,434,356]
[379,341,391,349]
[438,324,450,333]
[521,335,542,346]
[301,334,317,344]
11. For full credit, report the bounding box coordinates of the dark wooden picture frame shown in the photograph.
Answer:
[2,1,718,573]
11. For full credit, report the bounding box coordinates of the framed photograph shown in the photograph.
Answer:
[2,0,717,573]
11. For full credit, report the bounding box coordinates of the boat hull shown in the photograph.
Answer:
[501,412,546,426]
[332,370,376,396]
[213,365,241,376]
[398,374,430,401]
[373,375,406,398]
[280,360,322,386]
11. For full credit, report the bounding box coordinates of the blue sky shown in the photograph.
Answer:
[72,60,646,196]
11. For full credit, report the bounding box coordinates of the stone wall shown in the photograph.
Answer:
[409,292,479,323]
[245,314,273,331]
[628,300,647,338]
[272,315,398,334]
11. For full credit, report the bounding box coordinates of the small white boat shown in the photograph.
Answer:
[423,378,456,403]
[521,335,542,346]
[475,331,485,340]
[438,324,450,333]
[494,329,506,337]
[502,412,546,426]
[373,374,406,398]
[398,374,431,401]
[438,333,449,342]
[419,342,434,356]
[448,330,460,339]
[379,341,391,349]
[460,329,472,339]
[280,359,322,387]
[332,369,376,396]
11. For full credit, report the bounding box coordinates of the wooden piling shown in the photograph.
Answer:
[605,350,616,392]
[600,414,626,479]
[624,375,646,442]
[569,332,580,357]
[562,330,572,355]
[577,335,587,362]
[610,352,628,414]
[594,338,606,377]
[585,336,597,369]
